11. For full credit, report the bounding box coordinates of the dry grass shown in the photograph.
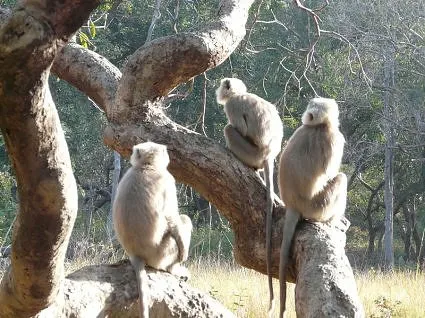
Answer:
[357,270,425,318]
[189,262,296,318]
[189,262,425,318]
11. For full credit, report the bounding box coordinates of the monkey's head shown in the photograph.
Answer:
[130,142,169,169]
[216,78,247,105]
[302,98,340,127]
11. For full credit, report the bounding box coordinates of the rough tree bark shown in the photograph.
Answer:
[0,1,99,316]
[0,0,364,317]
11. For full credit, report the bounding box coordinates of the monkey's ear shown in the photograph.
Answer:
[224,79,231,90]
[307,112,314,122]
[135,148,142,159]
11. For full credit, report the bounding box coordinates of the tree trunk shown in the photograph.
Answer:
[0,1,99,316]
[382,44,395,270]
[401,206,412,261]
[0,1,364,317]
[294,219,362,317]
[367,228,376,258]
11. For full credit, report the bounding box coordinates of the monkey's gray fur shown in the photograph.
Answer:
[113,142,192,318]
[216,78,283,316]
[278,98,347,318]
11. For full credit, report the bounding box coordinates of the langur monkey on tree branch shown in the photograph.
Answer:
[216,78,283,316]
[278,98,347,318]
[113,142,192,318]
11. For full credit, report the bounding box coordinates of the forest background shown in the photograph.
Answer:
[0,0,424,316]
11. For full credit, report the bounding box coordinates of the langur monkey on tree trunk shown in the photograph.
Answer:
[216,78,283,316]
[278,98,347,318]
[113,142,192,318]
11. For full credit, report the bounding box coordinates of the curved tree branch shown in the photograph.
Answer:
[52,43,121,111]
[0,1,100,316]
[110,0,255,122]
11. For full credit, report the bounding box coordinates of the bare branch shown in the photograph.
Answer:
[293,0,323,36]
[256,9,288,31]
[320,29,372,89]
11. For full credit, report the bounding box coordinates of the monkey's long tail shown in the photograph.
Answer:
[279,208,300,318]
[264,159,275,317]
[130,256,149,318]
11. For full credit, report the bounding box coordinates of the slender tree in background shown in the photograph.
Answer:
[382,44,395,270]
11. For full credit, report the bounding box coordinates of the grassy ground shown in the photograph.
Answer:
[2,255,424,317]
[357,270,425,318]
[189,261,295,318]
[189,262,425,318]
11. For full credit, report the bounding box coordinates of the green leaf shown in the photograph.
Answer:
[89,21,96,38]
[79,32,89,48]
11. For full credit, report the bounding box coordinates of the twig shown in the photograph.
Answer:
[240,0,265,51]
[320,29,372,89]
[200,73,208,136]
[146,0,163,42]
[293,0,323,36]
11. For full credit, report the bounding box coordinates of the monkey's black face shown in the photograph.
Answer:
[307,112,314,122]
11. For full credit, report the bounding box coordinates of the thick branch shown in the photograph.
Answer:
[110,0,255,122]
[52,43,121,111]
[22,0,101,39]
[59,261,235,317]
[294,219,364,316]
[6,0,255,122]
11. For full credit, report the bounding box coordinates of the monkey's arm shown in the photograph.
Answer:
[224,125,265,169]
[161,180,189,263]
[166,219,189,262]
[308,173,347,221]
[225,99,248,136]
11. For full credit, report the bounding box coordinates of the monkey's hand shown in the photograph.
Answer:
[175,233,189,262]
[167,222,189,262]
[168,263,190,281]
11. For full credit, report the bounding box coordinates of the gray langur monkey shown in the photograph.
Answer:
[216,78,283,316]
[277,98,347,318]
[113,142,192,318]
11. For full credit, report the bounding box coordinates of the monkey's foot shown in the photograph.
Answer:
[168,263,190,281]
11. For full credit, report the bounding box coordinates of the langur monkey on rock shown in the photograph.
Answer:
[113,142,192,318]
[216,78,283,316]
[278,98,347,318]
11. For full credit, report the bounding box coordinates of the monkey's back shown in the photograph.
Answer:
[224,93,283,152]
[113,166,177,257]
[279,123,344,206]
